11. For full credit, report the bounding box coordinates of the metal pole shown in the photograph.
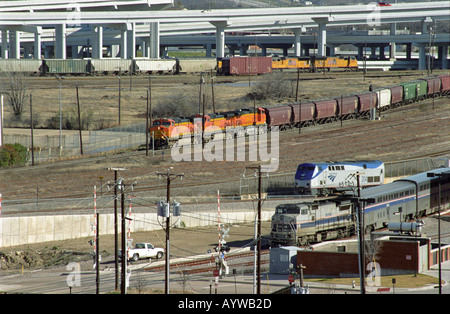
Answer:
[118,76,121,125]
[96,212,100,294]
[165,174,171,294]
[146,89,149,156]
[30,94,34,166]
[58,78,62,151]
[76,86,83,155]
[257,165,262,294]
[121,180,126,294]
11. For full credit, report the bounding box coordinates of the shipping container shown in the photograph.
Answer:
[401,82,417,103]
[220,57,272,75]
[390,85,403,106]
[290,102,315,125]
[314,99,337,122]
[336,95,358,118]
[264,105,292,128]
[356,92,377,114]
[44,59,89,74]
[177,58,217,73]
[377,88,391,110]
[89,58,132,74]
[0,59,41,73]
[439,75,450,95]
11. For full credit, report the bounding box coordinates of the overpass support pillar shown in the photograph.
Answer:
[55,24,66,59]
[293,28,304,57]
[1,30,8,59]
[418,44,426,70]
[389,23,396,59]
[92,26,103,59]
[312,17,330,57]
[119,25,128,59]
[10,30,20,59]
[127,22,136,60]
[211,21,231,59]
[34,32,41,60]
[149,22,160,59]
[439,45,448,69]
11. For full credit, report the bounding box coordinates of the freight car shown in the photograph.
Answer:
[147,74,449,149]
[218,56,272,75]
[270,167,450,247]
[294,160,385,195]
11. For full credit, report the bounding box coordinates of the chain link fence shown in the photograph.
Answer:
[18,122,148,164]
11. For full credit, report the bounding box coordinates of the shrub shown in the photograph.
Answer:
[0,143,29,167]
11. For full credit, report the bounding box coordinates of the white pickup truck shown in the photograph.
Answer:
[124,243,164,261]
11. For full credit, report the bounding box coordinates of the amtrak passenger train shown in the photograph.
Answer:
[294,160,385,195]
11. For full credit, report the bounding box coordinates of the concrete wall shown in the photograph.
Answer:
[0,210,272,248]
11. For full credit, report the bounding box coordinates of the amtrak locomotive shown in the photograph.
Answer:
[270,167,450,247]
[294,160,385,195]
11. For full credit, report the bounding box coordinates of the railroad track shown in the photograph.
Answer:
[1,93,448,203]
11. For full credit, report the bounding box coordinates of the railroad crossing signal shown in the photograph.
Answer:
[219,224,230,245]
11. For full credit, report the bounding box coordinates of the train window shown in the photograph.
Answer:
[339,204,351,211]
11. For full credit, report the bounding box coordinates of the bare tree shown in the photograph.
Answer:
[0,71,29,119]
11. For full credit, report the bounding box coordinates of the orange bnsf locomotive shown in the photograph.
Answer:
[150,107,267,149]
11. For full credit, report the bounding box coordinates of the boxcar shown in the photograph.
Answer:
[356,92,377,115]
[314,99,337,123]
[264,105,292,129]
[377,88,391,111]
[336,95,358,119]
[291,102,315,127]
[221,57,272,75]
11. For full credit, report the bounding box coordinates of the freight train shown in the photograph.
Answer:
[0,55,358,76]
[272,56,358,72]
[270,167,450,247]
[149,74,450,149]
[294,160,385,195]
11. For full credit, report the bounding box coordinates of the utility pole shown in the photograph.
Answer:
[29,94,34,166]
[76,85,83,155]
[351,172,375,295]
[246,165,262,294]
[96,212,100,294]
[157,168,184,294]
[108,167,126,292]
